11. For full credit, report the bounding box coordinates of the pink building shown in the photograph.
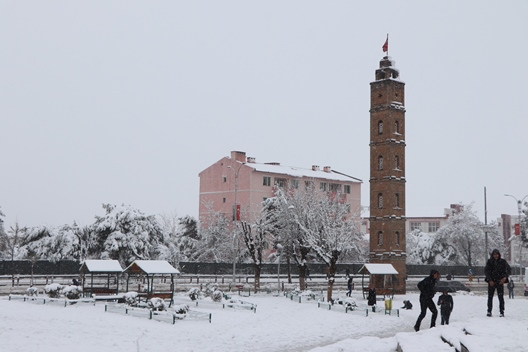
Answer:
[198,151,362,225]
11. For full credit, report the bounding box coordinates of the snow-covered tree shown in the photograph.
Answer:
[240,220,268,293]
[264,185,362,301]
[406,230,456,265]
[435,203,503,267]
[194,202,233,262]
[90,203,164,267]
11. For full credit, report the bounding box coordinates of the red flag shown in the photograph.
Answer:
[382,37,388,53]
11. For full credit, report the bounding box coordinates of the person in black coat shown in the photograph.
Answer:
[414,269,439,332]
[485,249,511,317]
[437,290,454,325]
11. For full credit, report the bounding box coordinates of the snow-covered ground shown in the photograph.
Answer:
[0,289,526,352]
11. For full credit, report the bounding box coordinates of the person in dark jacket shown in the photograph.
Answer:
[346,276,353,297]
[507,279,515,299]
[367,285,376,308]
[414,269,439,332]
[437,290,454,325]
[485,249,511,317]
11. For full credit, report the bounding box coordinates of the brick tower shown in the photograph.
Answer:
[369,55,407,293]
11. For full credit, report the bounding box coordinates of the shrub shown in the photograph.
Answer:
[211,289,223,302]
[173,304,190,320]
[147,297,167,311]
[62,285,83,300]
[26,286,39,297]
[124,291,139,306]
[187,287,202,301]
[45,283,63,298]
[204,282,218,297]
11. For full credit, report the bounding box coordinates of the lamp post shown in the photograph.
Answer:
[228,163,243,283]
[276,242,283,293]
[504,194,528,275]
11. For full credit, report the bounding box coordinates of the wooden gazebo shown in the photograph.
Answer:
[124,260,180,306]
[79,260,124,297]
[358,263,398,299]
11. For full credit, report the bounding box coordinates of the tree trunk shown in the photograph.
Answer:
[253,264,261,293]
[326,255,338,302]
[298,265,306,291]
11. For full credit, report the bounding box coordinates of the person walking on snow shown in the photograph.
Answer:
[346,276,353,297]
[485,249,511,317]
[507,279,515,299]
[414,269,439,332]
[437,290,454,325]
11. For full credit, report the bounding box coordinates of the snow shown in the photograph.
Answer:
[1,290,527,352]
[359,263,398,275]
[81,259,124,273]
[124,260,180,274]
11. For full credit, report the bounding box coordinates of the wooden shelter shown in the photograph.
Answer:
[79,260,124,297]
[124,260,180,306]
[358,263,398,299]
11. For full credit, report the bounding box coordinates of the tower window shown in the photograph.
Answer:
[223,176,227,183]
[378,121,383,134]
[378,193,383,209]
[394,155,400,170]
[377,231,383,246]
[395,120,400,134]
[395,193,400,208]
[395,231,400,246]
[378,156,384,170]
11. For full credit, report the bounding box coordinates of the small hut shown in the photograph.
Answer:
[124,260,180,306]
[358,263,398,299]
[79,260,124,297]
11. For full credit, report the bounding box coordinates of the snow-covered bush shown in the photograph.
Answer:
[124,291,139,306]
[173,304,190,320]
[26,286,39,297]
[334,296,357,310]
[204,282,218,297]
[62,285,83,300]
[211,289,223,302]
[45,283,63,298]
[187,287,202,301]
[147,297,167,311]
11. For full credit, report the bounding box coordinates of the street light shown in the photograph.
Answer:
[228,163,243,283]
[504,194,528,275]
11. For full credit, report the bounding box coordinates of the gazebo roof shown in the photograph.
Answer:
[124,260,180,275]
[358,263,398,275]
[80,260,123,273]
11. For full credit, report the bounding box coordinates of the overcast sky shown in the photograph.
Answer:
[1,1,527,228]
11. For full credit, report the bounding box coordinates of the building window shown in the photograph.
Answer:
[395,120,400,134]
[378,193,383,208]
[320,182,327,191]
[378,155,383,170]
[378,120,383,134]
[344,185,351,194]
[329,183,341,193]
[305,180,314,190]
[274,178,286,188]
[377,231,383,246]
[410,222,421,231]
[428,222,440,233]
[291,179,299,189]
[394,155,400,170]
[395,193,400,208]
[263,176,271,186]
[223,198,226,203]
[223,176,227,183]
[395,231,400,246]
